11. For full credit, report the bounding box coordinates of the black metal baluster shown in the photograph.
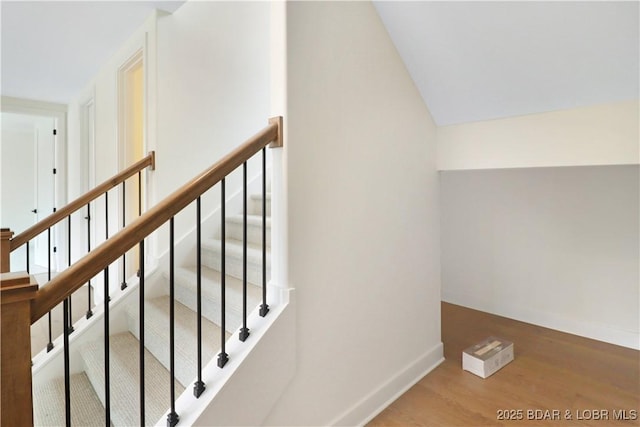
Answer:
[86,203,93,319]
[139,239,145,425]
[26,241,30,273]
[104,266,110,426]
[167,217,179,427]
[194,197,205,397]
[105,192,109,241]
[47,228,54,352]
[218,179,229,368]
[104,191,111,425]
[63,297,71,427]
[67,216,74,334]
[138,173,146,424]
[137,171,142,279]
[105,193,111,303]
[239,162,250,342]
[121,181,127,290]
[138,171,142,216]
[259,147,269,317]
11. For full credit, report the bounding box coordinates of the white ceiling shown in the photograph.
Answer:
[1,1,185,105]
[2,2,638,125]
[374,1,639,126]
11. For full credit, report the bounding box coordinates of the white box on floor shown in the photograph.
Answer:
[462,336,514,378]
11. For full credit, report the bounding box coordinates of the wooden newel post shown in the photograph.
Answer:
[1,228,13,273]
[1,272,38,426]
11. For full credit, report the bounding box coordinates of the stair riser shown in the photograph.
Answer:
[126,312,195,388]
[202,249,270,286]
[79,334,182,427]
[225,219,271,248]
[125,297,226,389]
[250,197,271,216]
[81,357,108,418]
[174,283,245,334]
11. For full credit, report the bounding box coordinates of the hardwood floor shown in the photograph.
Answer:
[368,302,639,426]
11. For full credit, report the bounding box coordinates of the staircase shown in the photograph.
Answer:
[33,191,271,426]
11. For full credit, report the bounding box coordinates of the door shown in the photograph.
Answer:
[0,112,56,271]
[119,52,145,283]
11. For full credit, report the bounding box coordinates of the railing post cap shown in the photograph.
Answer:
[268,116,283,148]
[1,272,38,304]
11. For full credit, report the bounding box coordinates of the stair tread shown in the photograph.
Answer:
[172,265,262,332]
[226,214,271,226]
[80,332,185,426]
[34,372,108,427]
[126,295,230,387]
[250,193,271,201]
[202,237,271,263]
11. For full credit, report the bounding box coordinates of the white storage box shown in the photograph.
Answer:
[462,336,514,378]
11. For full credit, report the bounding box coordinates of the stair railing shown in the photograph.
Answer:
[0,117,282,427]
[1,151,155,355]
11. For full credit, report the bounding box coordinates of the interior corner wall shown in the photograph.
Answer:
[437,100,639,170]
[264,2,442,425]
[437,99,640,350]
[154,1,270,256]
[441,165,640,349]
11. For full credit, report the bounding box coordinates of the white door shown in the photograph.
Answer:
[34,119,56,270]
[0,112,56,271]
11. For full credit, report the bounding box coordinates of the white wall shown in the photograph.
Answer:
[440,165,640,349]
[66,12,160,299]
[154,0,271,258]
[437,99,640,349]
[264,2,442,425]
[437,100,639,170]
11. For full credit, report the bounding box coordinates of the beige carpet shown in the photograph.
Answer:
[33,372,108,427]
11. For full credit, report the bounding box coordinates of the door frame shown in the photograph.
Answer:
[117,49,147,284]
[79,92,97,265]
[1,96,67,271]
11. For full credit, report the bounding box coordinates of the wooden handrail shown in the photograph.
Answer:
[10,151,156,252]
[31,117,282,323]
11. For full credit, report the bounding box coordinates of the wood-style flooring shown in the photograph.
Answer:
[368,302,639,426]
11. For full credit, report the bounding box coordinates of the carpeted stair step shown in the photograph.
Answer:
[225,214,271,247]
[79,332,184,426]
[171,265,262,334]
[126,296,230,387]
[250,193,271,216]
[201,237,270,286]
[34,372,108,427]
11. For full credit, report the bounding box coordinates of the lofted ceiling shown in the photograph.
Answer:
[1,1,638,126]
[1,1,185,105]
[374,1,639,126]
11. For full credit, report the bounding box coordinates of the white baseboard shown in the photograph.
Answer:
[329,342,444,426]
[442,290,640,350]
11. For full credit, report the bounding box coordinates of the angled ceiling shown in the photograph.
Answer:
[2,2,638,126]
[374,1,639,126]
[1,1,185,105]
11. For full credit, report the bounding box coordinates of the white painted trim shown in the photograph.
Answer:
[79,91,97,192]
[117,45,147,284]
[1,96,67,114]
[1,96,68,270]
[117,48,145,174]
[167,292,296,427]
[442,290,640,350]
[330,342,445,426]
